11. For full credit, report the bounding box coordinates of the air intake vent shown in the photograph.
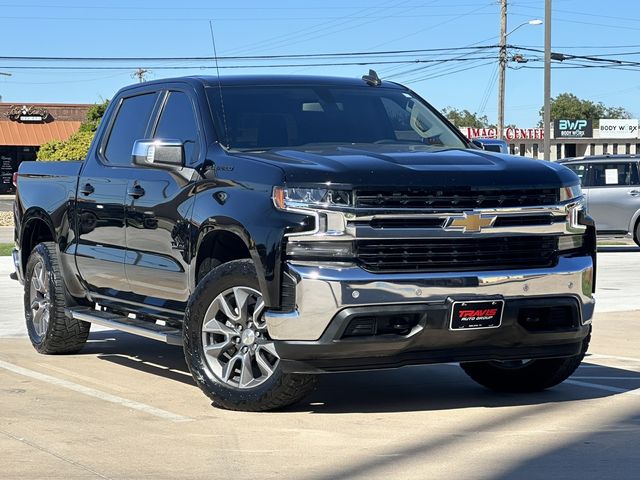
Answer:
[355,187,559,209]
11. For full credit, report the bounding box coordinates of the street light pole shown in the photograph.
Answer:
[0,72,12,103]
[496,4,542,141]
[497,0,507,140]
[543,0,552,161]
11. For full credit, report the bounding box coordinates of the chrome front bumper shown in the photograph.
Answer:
[265,255,595,341]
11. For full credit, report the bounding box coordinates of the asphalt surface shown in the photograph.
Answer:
[1,253,639,479]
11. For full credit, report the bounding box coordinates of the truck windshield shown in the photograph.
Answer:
[206,85,467,151]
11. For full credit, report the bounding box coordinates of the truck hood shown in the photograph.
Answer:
[232,145,578,189]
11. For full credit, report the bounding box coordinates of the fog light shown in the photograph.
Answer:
[286,240,354,259]
[558,235,584,251]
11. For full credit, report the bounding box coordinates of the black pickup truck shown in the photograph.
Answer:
[11,74,596,411]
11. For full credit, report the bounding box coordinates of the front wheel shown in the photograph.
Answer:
[183,259,317,411]
[460,334,590,393]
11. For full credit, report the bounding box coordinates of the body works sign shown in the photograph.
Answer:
[554,119,593,138]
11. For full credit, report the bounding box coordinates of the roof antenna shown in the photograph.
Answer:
[362,69,382,86]
[209,20,230,148]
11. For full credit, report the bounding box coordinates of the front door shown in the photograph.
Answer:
[586,161,640,232]
[124,90,201,308]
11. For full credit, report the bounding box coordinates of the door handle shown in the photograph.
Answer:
[127,184,145,199]
[628,190,640,196]
[79,183,94,196]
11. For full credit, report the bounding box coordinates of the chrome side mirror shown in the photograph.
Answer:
[132,139,185,169]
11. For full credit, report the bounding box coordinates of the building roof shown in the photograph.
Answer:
[0,120,81,146]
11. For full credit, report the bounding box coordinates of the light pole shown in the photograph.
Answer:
[0,72,12,103]
[497,13,542,139]
[543,0,552,161]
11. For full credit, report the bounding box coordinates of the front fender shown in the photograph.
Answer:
[190,183,302,308]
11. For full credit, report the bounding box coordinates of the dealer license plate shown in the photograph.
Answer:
[449,300,504,330]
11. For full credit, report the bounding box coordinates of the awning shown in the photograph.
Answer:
[0,120,81,146]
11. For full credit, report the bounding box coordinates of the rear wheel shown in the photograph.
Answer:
[24,242,90,354]
[460,333,590,392]
[634,220,640,247]
[183,259,317,411]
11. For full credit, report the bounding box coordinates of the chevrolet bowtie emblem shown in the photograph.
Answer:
[444,212,497,233]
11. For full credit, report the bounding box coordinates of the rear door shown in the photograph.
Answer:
[75,91,159,295]
[586,161,640,232]
[123,89,202,307]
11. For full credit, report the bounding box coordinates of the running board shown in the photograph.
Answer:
[65,307,183,345]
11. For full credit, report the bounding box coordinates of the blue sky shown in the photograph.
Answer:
[0,0,639,127]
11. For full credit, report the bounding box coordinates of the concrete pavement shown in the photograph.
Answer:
[1,253,639,479]
[0,226,13,244]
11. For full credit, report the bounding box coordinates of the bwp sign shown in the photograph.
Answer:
[599,119,639,139]
[554,119,593,138]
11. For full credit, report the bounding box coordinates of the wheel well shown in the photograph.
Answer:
[22,218,54,270]
[195,231,251,283]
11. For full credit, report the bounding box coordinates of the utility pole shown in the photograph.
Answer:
[543,0,552,161]
[132,68,149,83]
[497,0,507,139]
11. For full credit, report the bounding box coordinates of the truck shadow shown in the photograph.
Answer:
[86,330,635,414]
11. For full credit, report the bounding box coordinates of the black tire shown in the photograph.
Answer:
[183,259,317,411]
[634,220,640,247]
[460,333,590,393]
[24,242,90,354]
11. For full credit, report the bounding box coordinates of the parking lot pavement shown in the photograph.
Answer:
[1,253,640,479]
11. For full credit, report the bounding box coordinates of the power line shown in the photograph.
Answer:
[0,45,499,62]
[0,56,500,71]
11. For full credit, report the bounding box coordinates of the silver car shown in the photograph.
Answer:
[561,155,640,245]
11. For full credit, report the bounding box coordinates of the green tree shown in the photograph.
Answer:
[37,99,110,161]
[538,93,632,126]
[441,107,494,128]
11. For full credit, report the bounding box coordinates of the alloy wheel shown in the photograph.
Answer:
[201,286,279,389]
[29,260,51,338]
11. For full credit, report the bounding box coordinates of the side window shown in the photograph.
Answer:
[589,162,635,187]
[104,93,157,165]
[565,163,589,186]
[154,91,199,163]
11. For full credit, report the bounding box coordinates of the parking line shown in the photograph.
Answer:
[571,376,640,380]
[0,359,193,422]
[588,354,640,363]
[564,379,640,396]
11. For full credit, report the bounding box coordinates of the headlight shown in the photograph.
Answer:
[273,187,351,210]
[560,184,583,202]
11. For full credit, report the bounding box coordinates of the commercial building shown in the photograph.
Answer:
[460,119,640,161]
[0,103,90,194]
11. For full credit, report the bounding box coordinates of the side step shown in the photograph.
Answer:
[66,307,183,346]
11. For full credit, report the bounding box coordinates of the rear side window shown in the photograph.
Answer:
[104,93,157,165]
[565,163,589,185]
[154,91,199,163]
[589,162,638,187]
